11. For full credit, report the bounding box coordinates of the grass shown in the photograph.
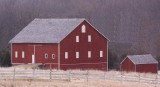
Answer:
[0,65,159,87]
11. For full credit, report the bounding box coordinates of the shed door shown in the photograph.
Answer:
[32,54,35,64]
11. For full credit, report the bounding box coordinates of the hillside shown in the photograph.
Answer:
[0,0,160,56]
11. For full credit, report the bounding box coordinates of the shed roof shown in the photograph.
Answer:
[9,18,85,43]
[127,54,158,64]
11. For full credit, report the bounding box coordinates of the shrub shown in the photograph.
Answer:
[0,50,11,67]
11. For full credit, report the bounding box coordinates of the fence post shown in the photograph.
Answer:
[121,72,122,84]
[50,69,52,80]
[13,68,15,81]
[68,70,71,82]
[32,68,35,79]
[139,73,140,83]
[155,74,158,87]
[104,71,106,80]
[86,70,89,82]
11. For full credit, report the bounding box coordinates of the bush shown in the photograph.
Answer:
[156,56,160,70]
[108,49,127,70]
[0,50,11,67]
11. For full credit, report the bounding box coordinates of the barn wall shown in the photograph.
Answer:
[60,20,108,70]
[12,43,58,69]
[121,57,135,72]
[136,64,157,73]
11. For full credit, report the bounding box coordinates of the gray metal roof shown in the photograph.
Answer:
[127,54,158,64]
[9,18,85,43]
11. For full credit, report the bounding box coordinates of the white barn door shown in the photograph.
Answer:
[32,54,35,64]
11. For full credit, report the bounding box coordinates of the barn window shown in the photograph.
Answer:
[81,25,86,33]
[45,53,48,59]
[15,51,18,58]
[76,36,79,42]
[100,51,103,57]
[52,54,55,59]
[76,52,79,59]
[65,52,68,59]
[88,51,91,58]
[22,51,25,58]
[88,35,91,42]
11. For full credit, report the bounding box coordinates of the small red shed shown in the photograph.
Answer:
[120,54,158,73]
[9,18,109,71]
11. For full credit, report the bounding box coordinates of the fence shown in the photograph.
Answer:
[0,68,160,86]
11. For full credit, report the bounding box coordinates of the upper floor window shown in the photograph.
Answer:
[15,51,18,58]
[65,52,68,59]
[81,25,86,33]
[100,51,103,58]
[52,54,55,59]
[88,35,91,42]
[22,51,25,58]
[76,36,79,42]
[45,53,48,59]
[88,51,91,58]
[76,52,79,59]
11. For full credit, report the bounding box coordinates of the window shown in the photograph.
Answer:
[65,52,68,59]
[81,25,86,33]
[52,54,55,59]
[22,51,25,58]
[88,35,91,42]
[15,51,18,58]
[45,53,48,59]
[100,51,103,57]
[76,36,79,42]
[76,52,79,59]
[88,51,91,58]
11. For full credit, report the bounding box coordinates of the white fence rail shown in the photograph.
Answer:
[0,68,160,86]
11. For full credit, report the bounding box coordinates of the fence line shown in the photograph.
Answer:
[0,68,160,86]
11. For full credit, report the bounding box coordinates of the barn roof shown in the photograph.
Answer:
[9,18,85,43]
[126,54,158,64]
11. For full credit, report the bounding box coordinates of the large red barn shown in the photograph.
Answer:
[9,18,109,71]
[120,54,158,73]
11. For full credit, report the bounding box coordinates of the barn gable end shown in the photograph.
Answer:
[120,54,158,73]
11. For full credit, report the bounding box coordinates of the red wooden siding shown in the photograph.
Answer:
[12,43,58,69]
[60,20,108,70]
[136,64,157,73]
[121,57,158,73]
[121,57,135,72]
[11,20,108,70]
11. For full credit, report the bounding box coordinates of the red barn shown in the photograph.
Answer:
[120,54,158,73]
[9,18,109,71]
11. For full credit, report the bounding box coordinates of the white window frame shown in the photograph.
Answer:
[65,52,68,59]
[22,51,25,58]
[81,25,86,33]
[100,51,103,57]
[88,51,91,58]
[15,51,18,58]
[45,53,48,59]
[76,52,79,59]
[88,35,91,42]
[76,36,79,42]
[52,54,55,59]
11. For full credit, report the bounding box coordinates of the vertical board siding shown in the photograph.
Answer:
[121,57,158,73]
[60,20,108,70]
[121,57,135,72]
[12,43,58,69]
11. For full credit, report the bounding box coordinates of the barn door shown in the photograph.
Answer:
[32,54,35,64]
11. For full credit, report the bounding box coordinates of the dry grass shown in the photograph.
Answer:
[0,65,159,87]
[0,79,155,87]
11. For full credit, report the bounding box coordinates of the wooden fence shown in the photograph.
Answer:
[0,68,160,86]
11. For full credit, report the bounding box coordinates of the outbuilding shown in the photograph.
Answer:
[120,54,158,73]
[9,18,109,70]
